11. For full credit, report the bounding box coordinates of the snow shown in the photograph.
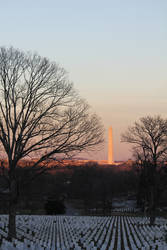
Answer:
[0,215,166,249]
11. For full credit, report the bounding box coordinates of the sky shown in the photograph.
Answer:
[0,0,167,161]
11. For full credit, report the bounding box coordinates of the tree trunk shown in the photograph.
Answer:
[8,201,16,240]
[150,210,156,225]
[8,177,18,240]
[149,185,156,225]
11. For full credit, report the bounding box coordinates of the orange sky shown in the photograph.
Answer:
[0,1,167,161]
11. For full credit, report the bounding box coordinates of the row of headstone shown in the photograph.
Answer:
[112,207,141,213]
[0,215,166,249]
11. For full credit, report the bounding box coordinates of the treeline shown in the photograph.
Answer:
[0,162,138,214]
[1,161,167,214]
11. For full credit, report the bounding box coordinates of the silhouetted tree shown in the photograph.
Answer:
[122,115,167,224]
[0,47,104,239]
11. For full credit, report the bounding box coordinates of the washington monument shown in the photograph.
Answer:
[108,126,114,164]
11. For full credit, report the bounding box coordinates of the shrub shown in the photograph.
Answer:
[45,199,66,215]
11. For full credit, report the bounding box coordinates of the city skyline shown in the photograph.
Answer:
[0,1,167,160]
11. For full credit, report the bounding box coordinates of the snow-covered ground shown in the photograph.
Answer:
[112,198,136,208]
[0,215,167,249]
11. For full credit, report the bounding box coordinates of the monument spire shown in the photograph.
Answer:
[108,126,114,164]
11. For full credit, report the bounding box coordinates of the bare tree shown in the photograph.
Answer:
[122,116,167,166]
[121,115,167,224]
[0,47,104,238]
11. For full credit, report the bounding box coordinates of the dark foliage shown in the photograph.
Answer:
[45,199,66,215]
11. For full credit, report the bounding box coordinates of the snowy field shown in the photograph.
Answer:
[0,215,167,249]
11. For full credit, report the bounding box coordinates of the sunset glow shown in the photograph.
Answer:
[0,0,167,161]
